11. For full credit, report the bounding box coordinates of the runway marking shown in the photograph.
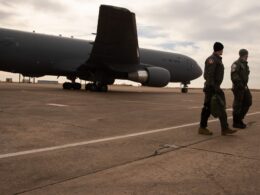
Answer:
[119,100,172,106]
[1,111,260,160]
[189,107,233,111]
[189,106,202,109]
[183,100,194,102]
[47,103,68,107]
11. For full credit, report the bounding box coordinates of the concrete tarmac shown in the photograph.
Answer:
[0,83,259,195]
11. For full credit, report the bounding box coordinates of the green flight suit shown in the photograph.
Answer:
[200,53,229,130]
[231,58,252,123]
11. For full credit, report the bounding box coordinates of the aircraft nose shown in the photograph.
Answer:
[188,58,202,80]
[194,62,202,78]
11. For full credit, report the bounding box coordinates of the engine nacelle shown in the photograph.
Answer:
[128,67,170,87]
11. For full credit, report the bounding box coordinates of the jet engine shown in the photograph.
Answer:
[128,67,170,87]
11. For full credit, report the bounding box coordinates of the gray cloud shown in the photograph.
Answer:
[157,41,199,51]
[189,5,260,43]
[29,0,68,13]
[0,0,68,13]
[137,25,169,38]
[0,10,15,20]
[0,1,12,7]
[137,0,260,43]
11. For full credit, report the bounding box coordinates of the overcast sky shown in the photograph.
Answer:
[0,0,259,88]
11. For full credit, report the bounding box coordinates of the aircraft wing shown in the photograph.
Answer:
[80,5,140,73]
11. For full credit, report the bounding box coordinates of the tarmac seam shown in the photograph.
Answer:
[189,147,260,161]
[14,153,155,195]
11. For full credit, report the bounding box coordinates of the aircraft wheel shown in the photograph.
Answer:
[90,84,98,92]
[86,83,108,92]
[99,85,108,92]
[63,82,72,90]
[73,83,82,90]
[85,83,92,91]
[181,87,188,93]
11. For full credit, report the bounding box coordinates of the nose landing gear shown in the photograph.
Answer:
[181,82,189,93]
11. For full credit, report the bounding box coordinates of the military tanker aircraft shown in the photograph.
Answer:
[0,5,202,93]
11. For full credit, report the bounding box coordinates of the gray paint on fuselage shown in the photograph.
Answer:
[0,28,201,82]
[139,49,200,82]
[0,28,91,76]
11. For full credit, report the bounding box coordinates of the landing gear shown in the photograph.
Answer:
[63,82,72,90]
[99,85,108,92]
[85,82,108,92]
[62,76,82,90]
[62,82,82,90]
[181,87,188,93]
[73,83,82,90]
[181,83,189,93]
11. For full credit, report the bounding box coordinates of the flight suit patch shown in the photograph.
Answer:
[208,59,214,64]
[231,64,237,72]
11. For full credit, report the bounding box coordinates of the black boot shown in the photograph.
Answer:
[233,123,246,129]
[240,120,247,128]
[233,119,246,129]
[233,116,246,129]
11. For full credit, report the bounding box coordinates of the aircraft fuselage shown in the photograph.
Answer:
[0,28,202,85]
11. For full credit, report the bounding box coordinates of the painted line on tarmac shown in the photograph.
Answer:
[47,103,68,107]
[1,111,260,160]
[190,107,233,111]
[226,108,233,111]
[182,100,194,102]
[189,106,202,109]
[119,100,172,106]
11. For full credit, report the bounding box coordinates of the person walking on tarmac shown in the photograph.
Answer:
[231,49,252,129]
[198,42,237,135]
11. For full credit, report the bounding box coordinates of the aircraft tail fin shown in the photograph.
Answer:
[87,5,140,69]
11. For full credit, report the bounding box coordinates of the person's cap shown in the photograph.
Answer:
[239,49,248,57]
[213,42,224,52]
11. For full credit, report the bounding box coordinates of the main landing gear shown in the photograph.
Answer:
[85,82,108,92]
[63,82,82,90]
[62,82,108,92]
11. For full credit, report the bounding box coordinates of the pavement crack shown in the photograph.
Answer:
[15,154,155,195]
[190,147,260,161]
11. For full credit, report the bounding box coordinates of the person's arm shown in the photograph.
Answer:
[205,58,217,87]
[231,63,245,88]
